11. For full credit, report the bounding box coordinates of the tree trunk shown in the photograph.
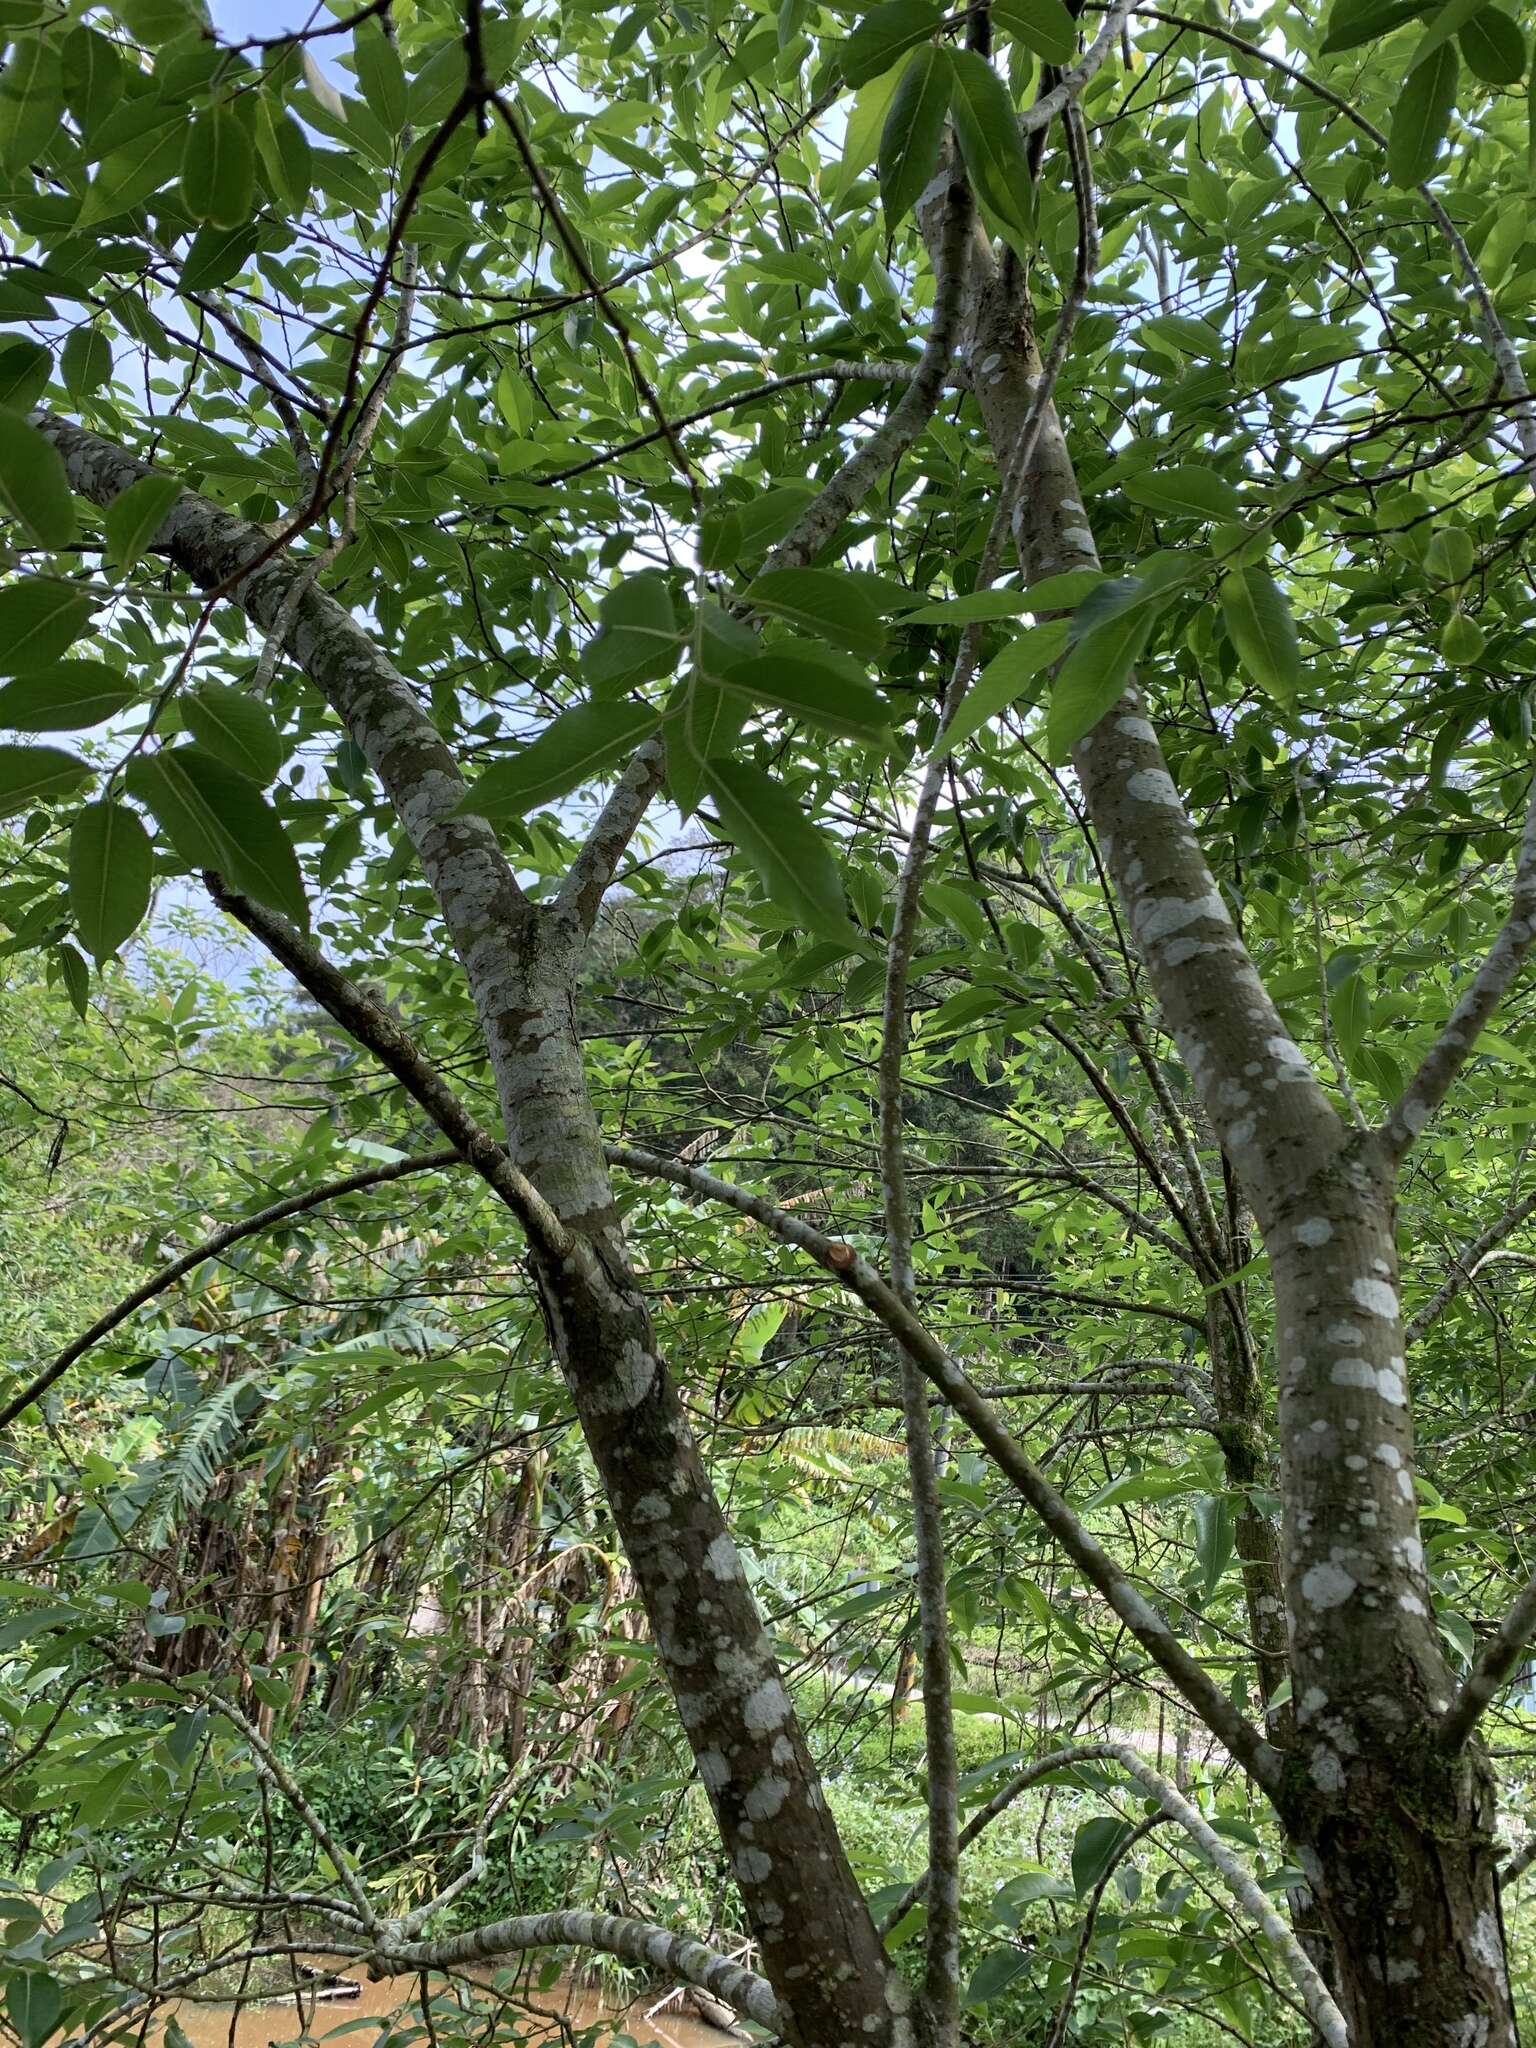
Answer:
[916,156,1519,2043]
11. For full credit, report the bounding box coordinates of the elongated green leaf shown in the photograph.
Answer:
[1321,0,1433,51]
[183,681,284,786]
[126,745,307,927]
[744,569,887,661]
[843,0,944,87]
[832,65,905,206]
[1219,567,1301,705]
[61,327,112,399]
[949,49,1034,256]
[1192,1494,1235,1598]
[103,473,181,573]
[995,0,1078,61]
[938,619,1070,749]
[1125,467,1242,521]
[879,44,951,230]
[706,758,858,945]
[904,589,1034,624]
[664,679,750,817]
[717,641,891,738]
[0,662,133,731]
[183,104,256,230]
[0,743,91,815]
[1387,43,1459,184]
[457,700,659,818]
[69,799,153,962]
[1045,606,1155,763]
[353,20,409,132]
[0,341,51,412]
[0,409,76,548]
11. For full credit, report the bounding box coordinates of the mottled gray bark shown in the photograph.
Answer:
[915,139,1520,2043]
[40,413,903,2048]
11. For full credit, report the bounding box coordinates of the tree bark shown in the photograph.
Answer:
[38,413,905,2048]
[917,153,1518,2045]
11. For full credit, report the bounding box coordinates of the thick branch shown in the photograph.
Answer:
[373,1910,778,2030]
[0,1147,459,1435]
[556,733,668,933]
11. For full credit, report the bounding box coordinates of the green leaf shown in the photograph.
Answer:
[0,341,51,412]
[0,36,64,177]
[60,327,112,400]
[0,743,91,815]
[0,410,76,549]
[1458,6,1526,82]
[832,64,905,206]
[0,662,134,730]
[716,641,891,738]
[1387,43,1459,185]
[582,573,685,692]
[949,49,1034,255]
[1072,1814,1136,1897]
[994,0,1078,63]
[1321,0,1433,51]
[1045,605,1155,763]
[1192,1494,1235,1597]
[0,582,95,674]
[1219,567,1301,705]
[183,681,284,785]
[664,680,750,817]
[879,44,952,230]
[1125,467,1242,521]
[180,223,260,295]
[1409,0,1492,66]
[6,1974,62,2048]
[183,104,256,231]
[938,619,1070,749]
[904,589,1035,624]
[103,473,182,574]
[457,700,659,818]
[843,0,944,88]
[705,758,858,945]
[1424,527,1476,583]
[965,1947,1033,2007]
[69,800,153,962]
[353,20,409,133]
[126,745,308,928]
[744,569,887,661]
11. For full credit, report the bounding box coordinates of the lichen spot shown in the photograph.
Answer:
[1351,1276,1398,1319]
[1301,1562,1355,1608]
[743,1676,791,1733]
[705,1533,740,1581]
[1126,767,1182,808]
[1294,1217,1333,1248]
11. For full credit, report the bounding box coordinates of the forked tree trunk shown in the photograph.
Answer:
[918,157,1518,2043]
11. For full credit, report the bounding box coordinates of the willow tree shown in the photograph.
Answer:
[3,0,1536,2040]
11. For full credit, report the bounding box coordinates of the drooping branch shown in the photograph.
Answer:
[1406,1186,1536,1342]
[0,1147,460,1435]
[605,1142,1281,1792]
[1383,771,1536,1158]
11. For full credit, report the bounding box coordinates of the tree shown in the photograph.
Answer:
[3,0,1536,2040]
